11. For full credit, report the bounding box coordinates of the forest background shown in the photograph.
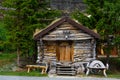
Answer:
[0,0,120,73]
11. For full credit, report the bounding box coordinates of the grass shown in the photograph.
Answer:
[0,71,120,78]
[108,74,120,79]
[87,74,120,78]
[81,72,120,79]
[0,53,47,77]
[76,70,120,78]
[0,53,17,67]
[0,53,120,78]
[0,71,47,77]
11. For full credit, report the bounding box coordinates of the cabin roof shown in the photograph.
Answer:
[34,17,100,40]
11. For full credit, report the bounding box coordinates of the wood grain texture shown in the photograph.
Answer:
[43,22,92,40]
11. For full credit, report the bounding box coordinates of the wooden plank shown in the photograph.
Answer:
[74,33,91,36]
[49,30,84,35]
[43,28,92,40]
[74,51,91,54]
[58,22,73,27]
[74,46,91,48]
[43,37,92,40]
[49,30,63,35]
[44,53,56,56]
[26,65,47,74]
[42,38,88,40]
[57,26,76,30]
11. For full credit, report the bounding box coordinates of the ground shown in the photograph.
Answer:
[0,75,120,80]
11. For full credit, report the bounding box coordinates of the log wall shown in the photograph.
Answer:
[37,40,95,63]
[43,22,92,40]
[73,40,93,62]
[37,22,96,64]
[43,42,57,62]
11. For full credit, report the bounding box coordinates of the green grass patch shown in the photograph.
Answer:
[108,73,120,79]
[0,53,17,60]
[84,73,120,78]
[0,71,47,77]
[0,53,17,67]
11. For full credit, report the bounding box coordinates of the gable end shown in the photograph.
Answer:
[34,17,100,40]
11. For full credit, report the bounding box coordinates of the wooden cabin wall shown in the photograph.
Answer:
[73,40,94,62]
[43,22,92,40]
[42,41,74,62]
[43,41,57,62]
[37,22,96,63]
[37,40,95,63]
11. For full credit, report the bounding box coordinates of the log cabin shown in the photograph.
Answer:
[34,17,100,75]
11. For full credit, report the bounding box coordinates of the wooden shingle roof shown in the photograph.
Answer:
[34,17,100,40]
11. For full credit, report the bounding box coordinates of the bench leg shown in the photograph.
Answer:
[41,68,46,74]
[41,68,44,74]
[86,68,90,76]
[27,67,30,73]
[44,68,47,74]
[103,69,107,77]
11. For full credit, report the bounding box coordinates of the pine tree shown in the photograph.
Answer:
[72,0,120,40]
[0,21,6,51]
[2,0,61,66]
[72,0,120,57]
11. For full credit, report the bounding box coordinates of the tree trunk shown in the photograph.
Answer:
[33,41,37,63]
[17,47,20,67]
[117,45,120,56]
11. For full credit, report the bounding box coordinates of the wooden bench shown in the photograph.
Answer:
[86,67,107,77]
[26,65,47,74]
[86,60,107,77]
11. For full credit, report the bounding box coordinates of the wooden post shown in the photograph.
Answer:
[40,39,44,62]
[92,39,96,59]
[36,41,40,63]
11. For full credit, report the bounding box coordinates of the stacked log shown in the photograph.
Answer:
[73,40,92,62]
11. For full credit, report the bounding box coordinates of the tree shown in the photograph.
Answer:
[72,0,120,44]
[0,21,6,52]
[72,0,120,38]
[2,0,61,66]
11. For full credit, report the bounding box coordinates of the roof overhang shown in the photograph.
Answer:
[34,17,100,40]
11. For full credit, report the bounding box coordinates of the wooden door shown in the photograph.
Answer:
[58,42,73,62]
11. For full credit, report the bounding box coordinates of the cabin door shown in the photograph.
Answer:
[58,42,73,62]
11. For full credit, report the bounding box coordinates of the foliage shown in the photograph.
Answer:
[71,0,120,57]
[0,21,6,41]
[72,0,120,40]
[99,57,120,72]
[0,21,6,51]
[1,0,61,64]
[0,21,15,52]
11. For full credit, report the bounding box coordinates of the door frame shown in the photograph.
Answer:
[56,41,74,62]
